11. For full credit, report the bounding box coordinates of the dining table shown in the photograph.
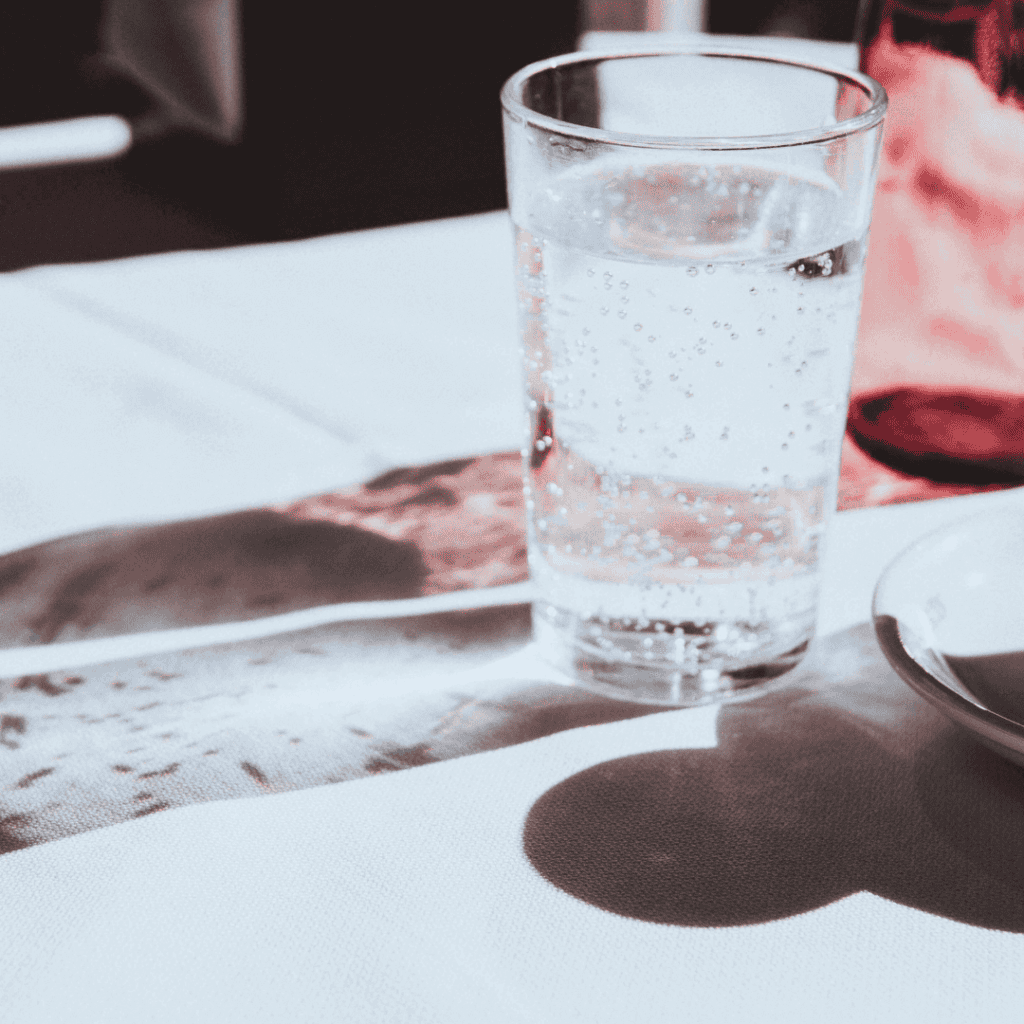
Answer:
[3,37,1024,1023]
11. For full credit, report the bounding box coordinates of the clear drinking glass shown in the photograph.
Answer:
[501,51,887,705]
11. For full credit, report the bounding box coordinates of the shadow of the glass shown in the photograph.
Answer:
[523,621,1024,932]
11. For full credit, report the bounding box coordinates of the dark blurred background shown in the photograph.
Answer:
[0,0,864,270]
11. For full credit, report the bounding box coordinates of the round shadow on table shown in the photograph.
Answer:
[523,653,1024,932]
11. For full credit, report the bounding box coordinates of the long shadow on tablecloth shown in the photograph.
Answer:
[3,451,1020,890]
[0,450,665,856]
[523,636,1024,933]
[0,599,669,856]
[0,456,527,648]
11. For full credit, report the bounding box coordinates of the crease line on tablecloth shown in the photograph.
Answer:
[18,275,380,453]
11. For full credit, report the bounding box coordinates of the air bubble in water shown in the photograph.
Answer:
[686,267,699,277]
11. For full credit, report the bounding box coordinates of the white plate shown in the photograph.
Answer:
[872,505,1024,768]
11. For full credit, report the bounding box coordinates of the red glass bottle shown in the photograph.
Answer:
[847,0,1024,484]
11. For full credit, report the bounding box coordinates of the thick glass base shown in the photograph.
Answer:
[534,602,814,706]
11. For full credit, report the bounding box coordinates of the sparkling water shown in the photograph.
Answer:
[514,162,868,702]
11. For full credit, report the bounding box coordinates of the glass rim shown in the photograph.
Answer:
[500,49,888,152]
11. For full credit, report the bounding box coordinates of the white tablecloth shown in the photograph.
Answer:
[2,203,1023,1022]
